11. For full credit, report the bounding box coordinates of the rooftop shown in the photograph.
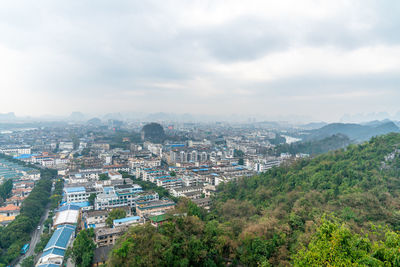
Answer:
[95,226,127,236]
[37,264,62,267]
[57,204,81,212]
[113,216,140,224]
[0,214,15,222]
[64,187,85,193]
[136,200,175,210]
[42,247,65,258]
[173,185,203,192]
[44,224,76,251]
[0,204,20,212]
[149,214,170,223]
[85,209,109,217]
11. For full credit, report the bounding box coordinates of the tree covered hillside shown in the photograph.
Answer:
[215,132,400,264]
[275,133,351,156]
[109,133,400,266]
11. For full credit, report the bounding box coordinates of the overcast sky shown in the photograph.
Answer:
[0,0,399,121]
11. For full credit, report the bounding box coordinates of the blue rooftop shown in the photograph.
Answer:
[103,187,114,193]
[44,224,76,252]
[42,247,66,258]
[113,216,140,224]
[64,187,85,193]
[37,264,62,267]
[57,204,81,212]
[168,144,185,147]
[154,175,171,179]
[72,201,91,208]
[13,154,33,159]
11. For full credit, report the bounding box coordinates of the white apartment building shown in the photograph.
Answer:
[64,187,91,203]
[59,142,74,151]
[129,157,161,169]
[0,147,31,156]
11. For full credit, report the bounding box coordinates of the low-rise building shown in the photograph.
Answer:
[108,171,122,180]
[95,226,128,247]
[0,214,15,226]
[94,185,143,210]
[5,195,25,207]
[82,210,109,229]
[170,185,204,198]
[136,199,175,217]
[149,214,170,228]
[113,216,142,227]
[0,204,20,217]
[53,204,80,228]
[129,157,161,169]
[82,206,131,229]
[64,186,91,203]
[192,198,212,210]
[155,177,182,189]
[36,224,76,267]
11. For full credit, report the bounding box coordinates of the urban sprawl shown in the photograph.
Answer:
[0,120,306,266]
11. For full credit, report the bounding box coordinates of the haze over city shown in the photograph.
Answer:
[3,2,400,267]
[1,0,400,122]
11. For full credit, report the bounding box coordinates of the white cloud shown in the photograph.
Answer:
[0,0,398,120]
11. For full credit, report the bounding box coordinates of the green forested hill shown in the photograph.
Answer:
[275,133,351,156]
[108,133,400,266]
[303,121,400,142]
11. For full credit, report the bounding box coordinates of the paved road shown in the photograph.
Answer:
[15,185,54,267]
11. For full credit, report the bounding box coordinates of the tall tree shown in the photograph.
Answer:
[71,228,96,267]
[106,208,126,227]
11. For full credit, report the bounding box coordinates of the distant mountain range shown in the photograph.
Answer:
[303,121,400,142]
[341,112,400,123]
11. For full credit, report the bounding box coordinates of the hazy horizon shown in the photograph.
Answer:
[1,1,399,121]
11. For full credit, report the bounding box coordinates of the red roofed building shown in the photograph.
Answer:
[5,195,26,206]
[0,204,20,217]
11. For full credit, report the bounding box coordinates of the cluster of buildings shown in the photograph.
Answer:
[0,121,301,267]
[0,157,40,225]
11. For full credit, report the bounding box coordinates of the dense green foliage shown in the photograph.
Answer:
[214,133,400,264]
[275,134,351,156]
[268,134,287,145]
[293,216,400,266]
[141,122,166,143]
[106,208,127,227]
[0,167,56,265]
[108,199,224,267]
[50,178,64,210]
[21,255,34,267]
[34,231,53,254]
[71,228,96,267]
[88,193,96,206]
[105,130,141,149]
[109,133,400,266]
[233,149,244,158]
[99,173,109,181]
[0,179,13,204]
